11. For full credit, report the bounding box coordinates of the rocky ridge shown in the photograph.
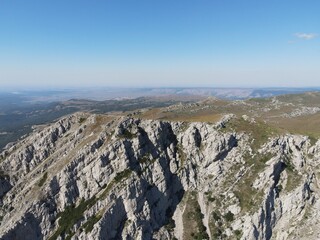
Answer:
[0,112,320,240]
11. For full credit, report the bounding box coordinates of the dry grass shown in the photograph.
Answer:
[163,112,222,123]
[182,191,209,240]
[182,192,200,240]
[138,108,164,119]
[139,107,222,123]
[222,118,283,150]
[267,113,320,138]
[277,92,320,106]
[85,115,115,134]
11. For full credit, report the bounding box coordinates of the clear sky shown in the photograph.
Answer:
[0,0,319,89]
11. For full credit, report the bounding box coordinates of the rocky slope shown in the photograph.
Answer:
[0,112,320,240]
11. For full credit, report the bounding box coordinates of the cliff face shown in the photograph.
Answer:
[0,113,320,240]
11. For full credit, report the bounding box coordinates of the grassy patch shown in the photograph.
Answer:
[78,117,86,124]
[64,133,71,138]
[234,229,243,239]
[192,204,209,240]
[232,153,271,213]
[138,154,151,164]
[308,135,318,146]
[179,122,190,132]
[37,172,48,187]
[82,215,102,233]
[233,176,263,214]
[100,169,132,200]
[183,192,209,240]
[219,151,272,214]
[284,160,302,192]
[224,211,234,222]
[222,117,281,151]
[114,169,132,182]
[268,113,320,139]
[205,191,216,203]
[176,144,186,169]
[209,211,226,239]
[165,113,222,123]
[118,129,136,139]
[49,197,97,240]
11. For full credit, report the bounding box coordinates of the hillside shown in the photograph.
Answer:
[1,92,320,239]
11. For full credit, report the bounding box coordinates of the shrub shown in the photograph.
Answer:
[78,117,86,124]
[83,215,102,233]
[38,172,48,187]
[224,211,234,222]
[48,197,97,240]
[235,229,242,235]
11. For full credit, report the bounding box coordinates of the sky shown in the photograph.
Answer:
[0,0,319,89]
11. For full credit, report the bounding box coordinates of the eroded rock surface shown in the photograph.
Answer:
[0,113,320,240]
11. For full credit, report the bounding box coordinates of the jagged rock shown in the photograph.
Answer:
[0,113,319,240]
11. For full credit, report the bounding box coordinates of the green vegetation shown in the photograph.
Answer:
[234,174,264,213]
[114,169,132,182]
[231,153,273,213]
[176,144,186,169]
[210,211,225,239]
[221,117,278,213]
[164,218,176,231]
[82,215,102,233]
[283,157,302,192]
[37,172,48,187]
[100,169,132,199]
[247,97,271,104]
[78,117,87,124]
[49,197,97,240]
[50,168,133,239]
[192,204,209,240]
[183,192,209,240]
[222,117,280,151]
[283,156,294,172]
[138,154,151,164]
[118,129,136,139]
[64,133,71,138]
[179,122,190,132]
[308,135,318,146]
[224,211,234,222]
[205,191,215,202]
[219,151,272,214]
[212,211,221,221]
[268,113,320,140]
[210,210,240,238]
[234,229,243,239]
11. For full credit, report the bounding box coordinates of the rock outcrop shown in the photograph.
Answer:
[0,112,320,240]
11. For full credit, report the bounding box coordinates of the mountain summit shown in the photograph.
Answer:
[1,94,320,239]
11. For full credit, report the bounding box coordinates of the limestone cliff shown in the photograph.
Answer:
[0,112,319,240]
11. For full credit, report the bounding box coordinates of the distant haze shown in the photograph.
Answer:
[2,87,320,102]
[0,1,319,88]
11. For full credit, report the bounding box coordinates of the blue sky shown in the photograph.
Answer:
[0,0,319,88]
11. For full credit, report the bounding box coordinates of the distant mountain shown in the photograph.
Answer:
[2,87,320,102]
[1,88,320,150]
[0,94,201,150]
